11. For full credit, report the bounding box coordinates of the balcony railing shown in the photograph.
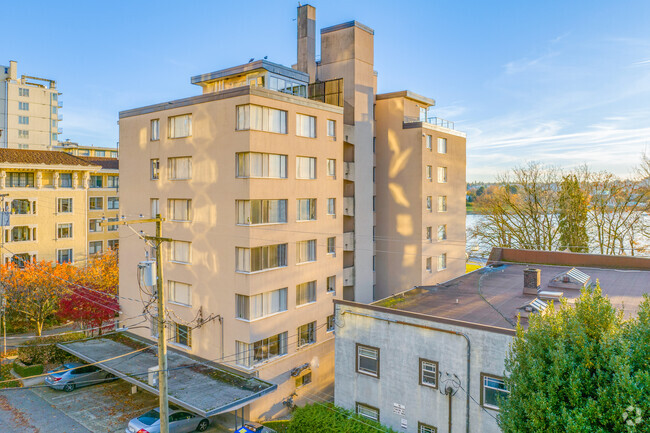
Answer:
[404,116,455,130]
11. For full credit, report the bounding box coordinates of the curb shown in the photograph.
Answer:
[10,368,45,387]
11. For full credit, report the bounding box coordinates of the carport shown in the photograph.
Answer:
[57,335,277,424]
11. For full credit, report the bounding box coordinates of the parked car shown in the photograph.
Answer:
[45,362,115,392]
[126,406,210,433]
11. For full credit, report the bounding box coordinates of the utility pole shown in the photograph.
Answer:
[0,193,10,366]
[102,214,172,433]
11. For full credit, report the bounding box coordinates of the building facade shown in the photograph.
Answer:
[0,148,101,265]
[80,157,120,253]
[334,249,650,433]
[0,61,61,150]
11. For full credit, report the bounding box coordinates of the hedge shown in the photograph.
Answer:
[17,332,84,366]
[13,360,43,378]
[262,420,290,432]
[287,403,397,433]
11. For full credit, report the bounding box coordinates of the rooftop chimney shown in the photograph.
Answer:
[523,268,541,295]
[8,60,17,81]
[297,4,316,82]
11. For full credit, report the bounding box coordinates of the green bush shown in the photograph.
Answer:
[13,360,43,377]
[0,364,21,389]
[287,403,397,433]
[17,332,84,366]
[263,420,291,433]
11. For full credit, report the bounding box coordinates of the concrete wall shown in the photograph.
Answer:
[334,301,512,433]
[489,247,650,270]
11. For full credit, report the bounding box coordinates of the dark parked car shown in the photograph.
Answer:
[45,362,114,392]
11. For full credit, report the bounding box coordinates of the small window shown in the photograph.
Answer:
[169,281,191,306]
[174,322,192,347]
[95,150,106,157]
[296,156,316,179]
[426,135,432,150]
[89,197,103,210]
[438,196,447,212]
[108,239,119,250]
[296,281,316,306]
[327,237,336,255]
[296,114,316,138]
[426,226,432,241]
[57,198,72,213]
[481,374,509,410]
[327,198,336,216]
[426,257,432,272]
[297,321,316,347]
[356,403,379,422]
[419,359,438,389]
[89,240,103,255]
[170,241,191,264]
[295,372,312,388]
[327,159,336,178]
[438,167,447,183]
[438,225,447,241]
[426,165,432,181]
[107,217,119,232]
[327,119,336,137]
[57,249,73,264]
[437,137,447,154]
[327,275,336,293]
[151,119,160,141]
[19,88,29,97]
[90,175,103,188]
[438,253,447,271]
[168,114,192,138]
[18,101,29,111]
[150,198,160,218]
[418,422,438,433]
[297,199,316,221]
[107,176,119,188]
[89,219,102,233]
[57,223,72,239]
[327,315,335,331]
[168,199,191,222]
[151,159,160,180]
[356,344,379,377]
[426,196,432,211]
[168,157,192,180]
[107,197,119,210]
[59,173,72,188]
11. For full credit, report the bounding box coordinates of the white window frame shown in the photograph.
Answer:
[168,114,192,138]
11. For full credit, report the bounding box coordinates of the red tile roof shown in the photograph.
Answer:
[78,157,119,170]
[0,148,98,167]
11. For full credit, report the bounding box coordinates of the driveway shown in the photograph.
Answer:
[0,380,231,433]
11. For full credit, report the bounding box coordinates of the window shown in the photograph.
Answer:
[297,321,316,347]
[297,199,316,221]
[356,344,379,377]
[151,159,160,180]
[296,281,316,306]
[236,152,287,178]
[426,226,432,241]
[236,288,288,320]
[236,332,288,367]
[107,176,119,188]
[236,244,287,273]
[296,114,316,138]
[78,149,89,156]
[18,102,29,111]
[107,197,119,210]
[295,372,312,388]
[52,133,58,141]
[438,225,447,241]
[327,119,336,137]
[166,241,190,264]
[356,403,379,422]
[426,257,432,272]
[89,219,102,233]
[327,159,336,178]
[110,151,118,158]
[52,106,57,115]
[108,239,119,249]
[6,172,34,187]
[481,374,509,410]
[438,196,447,212]
[59,173,72,188]
[18,130,29,138]
[151,119,160,141]
[174,322,192,347]
[168,157,192,180]
[236,104,287,134]
[57,198,72,213]
[169,281,191,306]
[52,93,57,101]
[19,88,29,97]
[57,223,72,239]
[426,196,432,211]
[418,422,438,433]
[438,137,447,154]
[327,275,336,293]
[420,359,438,389]
[168,114,192,138]
[438,167,447,183]
[89,197,103,210]
[426,165,432,181]
[327,198,336,216]
[150,198,159,218]
[296,156,316,179]
[236,200,287,225]
[327,237,336,255]
[18,116,29,125]
[426,135,432,150]
[296,240,316,263]
[11,226,32,242]
[57,249,73,264]
[90,175,103,188]
[11,199,32,215]
[438,253,447,271]
[107,217,118,232]
[168,199,191,221]
[89,241,103,255]
[95,150,106,157]
[327,315,335,331]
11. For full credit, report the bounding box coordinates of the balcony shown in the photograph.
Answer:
[343,162,355,181]
[343,197,354,216]
[343,266,355,286]
[343,232,355,251]
[404,116,455,130]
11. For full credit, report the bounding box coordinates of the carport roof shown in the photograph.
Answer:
[58,336,277,417]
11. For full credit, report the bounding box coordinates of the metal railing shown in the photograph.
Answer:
[404,116,455,130]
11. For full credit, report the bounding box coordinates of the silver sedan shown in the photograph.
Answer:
[45,362,115,392]
[126,407,210,433]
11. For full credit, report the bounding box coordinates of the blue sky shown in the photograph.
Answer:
[3,0,649,181]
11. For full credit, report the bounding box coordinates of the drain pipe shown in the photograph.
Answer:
[342,310,471,433]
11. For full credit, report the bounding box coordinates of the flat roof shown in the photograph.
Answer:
[376,90,435,107]
[58,336,277,417]
[191,59,309,85]
[321,20,374,36]
[371,256,650,331]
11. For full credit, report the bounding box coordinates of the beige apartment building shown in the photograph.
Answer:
[118,3,465,421]
[80,157,120,253]
[0,61,61,150]
[0,148,101,265]
[56,139,119,158]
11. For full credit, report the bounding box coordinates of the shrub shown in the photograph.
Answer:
[17,332,84,366]
[287,403,397,433]
[263,420,291,433]
[13,360,43,377]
